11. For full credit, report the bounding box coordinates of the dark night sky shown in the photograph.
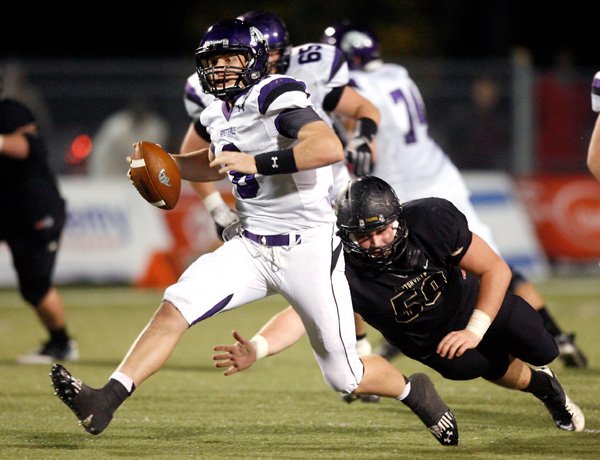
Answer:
[3,1,598,69]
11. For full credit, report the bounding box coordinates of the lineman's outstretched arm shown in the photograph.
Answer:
[212,306,306,376]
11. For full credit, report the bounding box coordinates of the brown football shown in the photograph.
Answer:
[128,141,181,210]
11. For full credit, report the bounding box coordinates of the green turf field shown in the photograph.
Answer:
[1,276,599,459]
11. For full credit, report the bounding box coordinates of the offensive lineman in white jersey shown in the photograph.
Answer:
[49,19,459,446]
[322,22,587,368]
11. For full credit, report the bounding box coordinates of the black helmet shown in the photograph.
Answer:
[335,176,408,267]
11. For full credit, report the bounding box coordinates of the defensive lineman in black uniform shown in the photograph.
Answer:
[0,74,77,364]
[213,176,585,433]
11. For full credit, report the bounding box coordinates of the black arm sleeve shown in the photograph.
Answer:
[275,107,322,139]
[322,86,345,112]
[193,118,210,142]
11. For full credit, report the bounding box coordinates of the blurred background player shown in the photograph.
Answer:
[588,71,600,181]
[0,68,78,364]
[88,97,170,177]
[321,21,588,368]
[180,10,380,366]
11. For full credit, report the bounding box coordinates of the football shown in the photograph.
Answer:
[128,141,181,210]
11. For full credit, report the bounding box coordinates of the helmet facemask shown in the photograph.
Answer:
[342,218,408,268]
[336,176,408,268]
[196,20,269,100]
[197,50,256,99]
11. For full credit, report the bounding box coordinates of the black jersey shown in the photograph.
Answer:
[345,197,480,359]
[0,98,65,235]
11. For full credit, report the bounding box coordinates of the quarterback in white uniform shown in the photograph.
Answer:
[182,11,380,237]
[49,19,436,439]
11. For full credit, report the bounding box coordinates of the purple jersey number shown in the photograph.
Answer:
[389,84,427,144]
[298,45,322,64]
[221,144,259,199]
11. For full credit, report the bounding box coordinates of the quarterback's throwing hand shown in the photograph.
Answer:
[212,330,257,376]
[209,151,257,175]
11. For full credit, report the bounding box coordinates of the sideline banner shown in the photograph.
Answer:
[463,172,549,280]
[0,178,172,286]
[515,174,600,262]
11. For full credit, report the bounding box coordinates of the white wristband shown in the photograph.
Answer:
[465,309,492,340]
[203,190,226,213]
[0,134,4,152]
[251,334,269,360]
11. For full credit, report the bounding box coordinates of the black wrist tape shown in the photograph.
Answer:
[357,117,378,141]
[255,148,298,175]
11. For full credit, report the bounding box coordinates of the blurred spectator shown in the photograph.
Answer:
[535,49,590,172]
[1,60,53,136]
[88,98,170,177]
[0,71,78,364]
[446,75,510,170]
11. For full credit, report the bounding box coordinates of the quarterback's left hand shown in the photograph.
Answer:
[346,136,374,176]
[212,330,257,376]
[436,329,481,359]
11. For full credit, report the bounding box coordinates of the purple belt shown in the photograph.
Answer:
[242,230,302,247]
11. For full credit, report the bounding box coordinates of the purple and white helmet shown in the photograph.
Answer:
[196,19,269,100]
[321,21,381,70]
[237,10,292,74]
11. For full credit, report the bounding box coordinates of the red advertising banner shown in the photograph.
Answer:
[515,174,600,262]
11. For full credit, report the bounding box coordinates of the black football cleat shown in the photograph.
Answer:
[535,367,585,431]
[17,339,79,364]
[555,333,588,368]
[401,373,459,446]
[50,364,114,435]
[376,341,403,362]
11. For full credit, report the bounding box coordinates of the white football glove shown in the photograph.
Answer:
[345,136,373,176]
[592,71,600,113]
[203,191,239,241]
[345,117,378,177]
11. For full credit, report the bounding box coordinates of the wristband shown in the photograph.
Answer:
[203,190,226,212]
[356,117,378,142]
[465,309,492,340]
[251,334,269,360]
[592,71,600,113]
[0,134,4,152]
[255,148,298,175]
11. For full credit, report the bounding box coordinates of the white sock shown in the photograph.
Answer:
[395,380,411,401]
[110,371,135,393]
